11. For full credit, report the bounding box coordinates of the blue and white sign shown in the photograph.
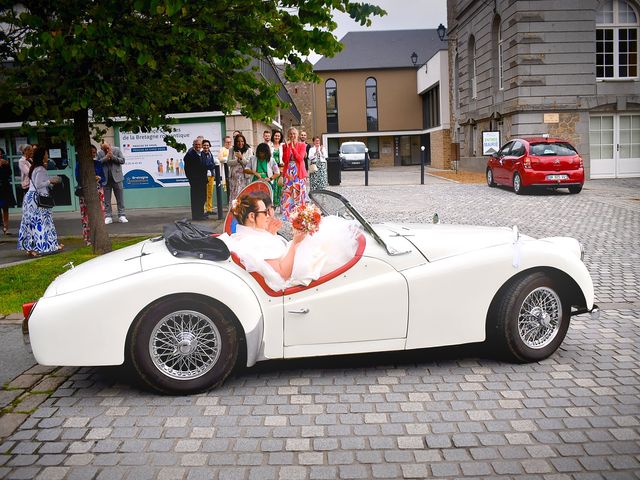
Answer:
[119,122,222,188]
[482,131,501,156]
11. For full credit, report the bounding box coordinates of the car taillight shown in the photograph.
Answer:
[578,156,583,168]
[523,156,531,169]
[22,301,36,320]
[22,301,36,336]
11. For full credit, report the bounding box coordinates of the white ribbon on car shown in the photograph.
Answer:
[512,225,521,268]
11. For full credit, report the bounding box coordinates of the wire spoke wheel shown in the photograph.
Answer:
[517,287,562,349]
[149,309,221,380]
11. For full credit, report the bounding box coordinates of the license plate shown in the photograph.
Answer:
[546,174,568,181]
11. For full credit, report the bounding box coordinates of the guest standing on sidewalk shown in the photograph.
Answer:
[97,142,127,224]
[17,146,64,257]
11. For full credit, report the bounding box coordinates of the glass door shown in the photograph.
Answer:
[590,114,640,178]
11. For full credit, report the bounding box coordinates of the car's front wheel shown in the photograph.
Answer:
[568,185,582,194]
[129,295,239,394]
[489,272,570,362]
[513,173,525,195]
[486,168,496,187]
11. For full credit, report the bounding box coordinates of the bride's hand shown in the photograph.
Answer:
[291,229,307,245]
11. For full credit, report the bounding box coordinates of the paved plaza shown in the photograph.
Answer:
[1,170,639,479]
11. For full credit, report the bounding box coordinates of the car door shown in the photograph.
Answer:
[282,255,409,358]
[504,140,525,185]
[493,141,514,183]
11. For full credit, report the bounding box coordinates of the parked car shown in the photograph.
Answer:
[486,137,585,194]
[339,141,367,170]
[23,189,597,395]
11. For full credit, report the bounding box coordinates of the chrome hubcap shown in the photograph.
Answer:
[149,310,221,380]
[514,176,520,191]
[518,287,562,349]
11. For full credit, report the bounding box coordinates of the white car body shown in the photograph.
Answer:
[26,191,596,393]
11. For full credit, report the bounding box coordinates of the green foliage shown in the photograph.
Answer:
[0,237,147,315]
[0,1,385,143]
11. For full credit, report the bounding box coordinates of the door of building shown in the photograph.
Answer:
[590,114,640,178]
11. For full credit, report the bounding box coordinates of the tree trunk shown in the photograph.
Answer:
[73,109,112,253]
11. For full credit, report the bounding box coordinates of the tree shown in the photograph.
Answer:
[0,0,384,253]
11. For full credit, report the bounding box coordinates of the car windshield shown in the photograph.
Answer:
[309,190,400,255]
[529,142,577,156]
[341,144,365,154]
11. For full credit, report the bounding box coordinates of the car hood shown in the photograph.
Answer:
[381,223,530,261]
[42,242,145,297]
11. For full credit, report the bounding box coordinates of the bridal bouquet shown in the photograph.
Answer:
[290,203,322,235]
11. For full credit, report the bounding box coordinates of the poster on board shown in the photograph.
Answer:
[482,131,501,156]
[118,122,222,188]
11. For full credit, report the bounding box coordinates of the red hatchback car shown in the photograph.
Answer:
[486,137,585,194]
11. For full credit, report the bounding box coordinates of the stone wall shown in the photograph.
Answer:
[286,80,315,136]
[430,129,453,169]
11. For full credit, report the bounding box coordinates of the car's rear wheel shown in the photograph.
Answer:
[513,173,525,195]
[568,185,582,194]
[486,168,496,187]
[488,272,570,362]
[129,295,239,394]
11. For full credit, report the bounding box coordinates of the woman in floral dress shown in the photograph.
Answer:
[308,136,328,191]
[271,130,284,207]
[280,127,308,221]
[227,133,253,202]
[18,146,64,256]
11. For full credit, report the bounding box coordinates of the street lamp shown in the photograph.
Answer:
[437,23,447,41]
[410,51,418,66]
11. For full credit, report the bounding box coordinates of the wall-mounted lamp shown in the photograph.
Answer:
[410,51,418,66]
[437,23,447,41]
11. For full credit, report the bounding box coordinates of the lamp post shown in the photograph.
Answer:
[420,145,425,185]
[410,51,418,67]
[364,147,369,186]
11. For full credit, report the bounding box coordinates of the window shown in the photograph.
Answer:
[367,137,379,159]
[468,36,477,99]
[511,141,525,157]
[498,22,504,90]
[596,0,639,79]
[365,77,378,131]
[325,79,339,133]
[422,85,440,129]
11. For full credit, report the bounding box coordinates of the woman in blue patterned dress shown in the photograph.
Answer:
[18,146,64,257]
[280,127,309,221]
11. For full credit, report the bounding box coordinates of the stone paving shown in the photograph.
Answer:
[0,172,639,479]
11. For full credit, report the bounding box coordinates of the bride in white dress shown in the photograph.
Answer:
[219,193,360,291]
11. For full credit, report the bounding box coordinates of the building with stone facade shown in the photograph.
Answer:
[447,0,640,178]
[312,30,452,168]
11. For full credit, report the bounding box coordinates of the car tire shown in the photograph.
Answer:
[568,185,582,194]
[488,272,570,363]
[513,173,525,195]
[486,168,496,187]
[129,295,239,394]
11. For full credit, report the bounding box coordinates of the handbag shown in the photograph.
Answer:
[74,185,83,197]
[309,163,318,174]
[30,178,55,209]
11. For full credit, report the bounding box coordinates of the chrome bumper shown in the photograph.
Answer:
[571,304,600,320]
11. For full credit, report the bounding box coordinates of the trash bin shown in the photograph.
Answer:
[327,156,341,186]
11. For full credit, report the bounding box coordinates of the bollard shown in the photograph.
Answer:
[420,145,425,185]
[364,149,369,186]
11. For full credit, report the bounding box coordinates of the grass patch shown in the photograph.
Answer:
[0,236,148,315]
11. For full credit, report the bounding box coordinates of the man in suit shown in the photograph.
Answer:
[300,130,311,170]
[184,136,208,220]
[97,142,127,224]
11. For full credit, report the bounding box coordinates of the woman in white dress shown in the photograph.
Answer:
[308,136,328,190]
[220,193,360,291]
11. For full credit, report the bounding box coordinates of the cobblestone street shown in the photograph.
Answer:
[1,172,639,479]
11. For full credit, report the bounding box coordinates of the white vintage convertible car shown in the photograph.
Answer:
[24,190,597,394]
